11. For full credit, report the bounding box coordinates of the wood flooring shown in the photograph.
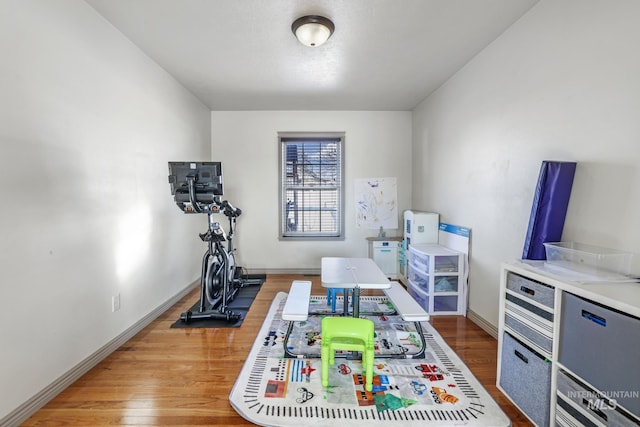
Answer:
[22,274,532,426]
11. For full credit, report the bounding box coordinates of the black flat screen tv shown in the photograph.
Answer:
[168,161,223,204]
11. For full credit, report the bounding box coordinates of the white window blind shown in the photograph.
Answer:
[280,134,344,239]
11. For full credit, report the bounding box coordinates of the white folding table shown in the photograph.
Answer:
[321,257,391,317]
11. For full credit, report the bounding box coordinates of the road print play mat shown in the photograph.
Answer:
[230,292,510,426]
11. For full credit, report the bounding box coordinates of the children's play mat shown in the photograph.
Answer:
[229,292,510,426]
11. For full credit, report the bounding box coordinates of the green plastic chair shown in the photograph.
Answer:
[321,316,375,391]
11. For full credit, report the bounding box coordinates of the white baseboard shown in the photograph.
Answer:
[1,280,198,427]
[467,308,498,339]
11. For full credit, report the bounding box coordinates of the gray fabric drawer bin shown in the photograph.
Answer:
[506,272,554,309]
[559,292,640,418]
[557,368,640,426]
[505,312,553,353]
[500,332,552,427]
[504,290,554,353]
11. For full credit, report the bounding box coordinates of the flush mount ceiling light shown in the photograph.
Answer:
[291,15,335,47]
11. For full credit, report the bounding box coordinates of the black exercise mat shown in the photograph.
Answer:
[171,274,265,329]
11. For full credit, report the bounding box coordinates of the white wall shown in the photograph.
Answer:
[412,0,640,326]
[0,1,210,420]
[211,111,412,271]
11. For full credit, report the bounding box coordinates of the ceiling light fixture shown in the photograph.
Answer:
[291,15,335,47]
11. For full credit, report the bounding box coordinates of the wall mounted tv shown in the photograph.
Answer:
[168,161,223,205]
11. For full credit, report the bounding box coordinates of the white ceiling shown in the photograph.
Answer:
[85,0,538,111]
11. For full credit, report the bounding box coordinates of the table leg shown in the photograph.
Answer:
[352,287,360,317]
[342,289,349,316]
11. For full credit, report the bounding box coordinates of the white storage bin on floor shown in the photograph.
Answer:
[406,244,465,315]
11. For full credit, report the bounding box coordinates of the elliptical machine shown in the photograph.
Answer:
[168,161,255,323]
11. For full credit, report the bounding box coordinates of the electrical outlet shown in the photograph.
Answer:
[112,293,121,312]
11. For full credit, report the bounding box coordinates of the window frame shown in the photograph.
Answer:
[278,132,345,241]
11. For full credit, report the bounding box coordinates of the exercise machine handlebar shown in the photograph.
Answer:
[220,199,242,218]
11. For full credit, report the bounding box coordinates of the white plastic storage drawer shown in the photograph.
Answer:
[433,295,459,312]
[407,262,429,289]
[408,245,461,274]
[506,272,554,309]
[407,280,429,310]
[408,263,458,293]
[559,292,640,418]
[434,276,458,292]
[556,368,640,426]
[500,332,551,427]
[433,256,460,274]
[408,247,429,271]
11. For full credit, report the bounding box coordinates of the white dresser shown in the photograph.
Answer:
[497,261,640,426]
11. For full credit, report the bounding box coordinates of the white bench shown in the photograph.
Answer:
[282,280,312,321]
[383,282,430,321]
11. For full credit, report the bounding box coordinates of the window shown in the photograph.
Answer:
[279,133,344,240]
